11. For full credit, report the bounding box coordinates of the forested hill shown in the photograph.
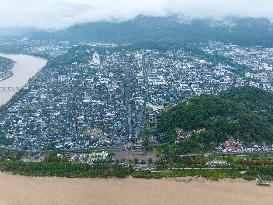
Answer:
[31,16,273,47]
[157,86,273,152]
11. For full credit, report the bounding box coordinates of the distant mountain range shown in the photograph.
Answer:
[0,28,36,39]
[30,16,273,46]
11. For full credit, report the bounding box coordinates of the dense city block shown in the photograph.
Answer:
[1,41,273,167]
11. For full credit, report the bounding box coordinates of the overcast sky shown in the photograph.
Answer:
[0,0,272,29]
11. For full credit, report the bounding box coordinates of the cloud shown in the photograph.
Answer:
[0,0,272,29]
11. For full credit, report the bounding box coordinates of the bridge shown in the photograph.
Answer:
[0,87,22,92]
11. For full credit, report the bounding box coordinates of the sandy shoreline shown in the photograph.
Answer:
[0,172,272,205]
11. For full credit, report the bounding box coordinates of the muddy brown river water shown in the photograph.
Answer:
[0,173,272,205]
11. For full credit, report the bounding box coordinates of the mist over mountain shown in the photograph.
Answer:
[30,16,273,46]
[1,0,273,46]
[0,28,36,39]
[1,0,273,29]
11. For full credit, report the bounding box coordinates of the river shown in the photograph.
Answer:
[0,53,47,106]
[0,173,272,205]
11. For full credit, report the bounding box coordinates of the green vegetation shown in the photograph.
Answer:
[0,130,14,146]
[131,168,273,181]
[0,158,255,181]
[0,56,14,75]
[185,47,251,77]
[32,16,273,47]
[157,86,273,155]
[47,46,93,68]
[132,154,273,181]
[0,152,272,181]
[132,169,244,181]
[0,160,133,178]
[0,150,22,161]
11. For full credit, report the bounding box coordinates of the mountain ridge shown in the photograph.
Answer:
[30,16,273,46]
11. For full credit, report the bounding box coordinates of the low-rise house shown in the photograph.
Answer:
[206,160,230,167]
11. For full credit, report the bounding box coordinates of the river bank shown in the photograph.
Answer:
[0,53,47,106]
[0,172,272,205]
